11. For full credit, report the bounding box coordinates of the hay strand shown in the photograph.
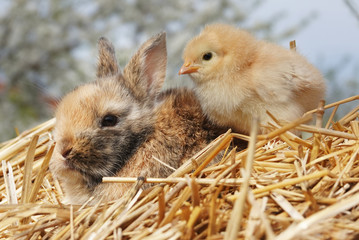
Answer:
[21,134,39,204]
[225,118,258,239]
[0,95,358,239]
[276,191,359,240]
[29,142,55,203]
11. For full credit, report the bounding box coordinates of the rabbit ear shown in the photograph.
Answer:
[123,32,167,101]
[97,37,120,78]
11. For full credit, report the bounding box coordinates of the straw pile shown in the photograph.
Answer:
[0,95,358,239]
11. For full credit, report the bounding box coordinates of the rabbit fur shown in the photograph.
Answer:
[50,32,227,205]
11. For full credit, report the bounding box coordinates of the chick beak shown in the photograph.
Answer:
[178,62,199,75]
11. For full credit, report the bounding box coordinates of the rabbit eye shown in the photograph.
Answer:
[101,114,118,127]
[202,52,212,61]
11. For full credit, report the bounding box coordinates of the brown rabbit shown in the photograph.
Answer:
[50,32,228,205]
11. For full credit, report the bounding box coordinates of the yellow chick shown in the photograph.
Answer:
[179,23,326,134]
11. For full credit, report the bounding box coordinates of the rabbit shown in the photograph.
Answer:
[49,32,229,205]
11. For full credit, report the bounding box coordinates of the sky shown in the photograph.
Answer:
[250,0,359,79]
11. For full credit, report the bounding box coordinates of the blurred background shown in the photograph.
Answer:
[0,0,358,141]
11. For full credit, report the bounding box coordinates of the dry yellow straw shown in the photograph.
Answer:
[185,206,201,239]
[252,170,329,195]
[2,161,17,204]
[21,135,39,204]
[275,191,359,240]
[305,95,359,115]
[1,93,359,239]
[29,142,55,202]
[264,113,312,140]
[296,124,357,140]
[225,118,258,239]
[102,176,255,186]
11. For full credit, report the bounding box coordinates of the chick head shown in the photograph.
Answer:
[179,24,257,84]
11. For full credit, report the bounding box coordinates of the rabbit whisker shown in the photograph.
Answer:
[152,156,177,172]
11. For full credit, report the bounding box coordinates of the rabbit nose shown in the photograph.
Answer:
[61,148,73,159]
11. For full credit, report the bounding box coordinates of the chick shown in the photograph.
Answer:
[179,23,326,134]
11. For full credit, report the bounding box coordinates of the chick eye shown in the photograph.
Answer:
[101,114,118,127]
[202,52,213,61]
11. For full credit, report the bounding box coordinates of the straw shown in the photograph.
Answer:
[225,118,258,239]
[0,95,358,239]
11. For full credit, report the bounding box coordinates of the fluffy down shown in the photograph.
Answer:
[179,23,326,134]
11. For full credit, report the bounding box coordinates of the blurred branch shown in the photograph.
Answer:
[344,0,359,21]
